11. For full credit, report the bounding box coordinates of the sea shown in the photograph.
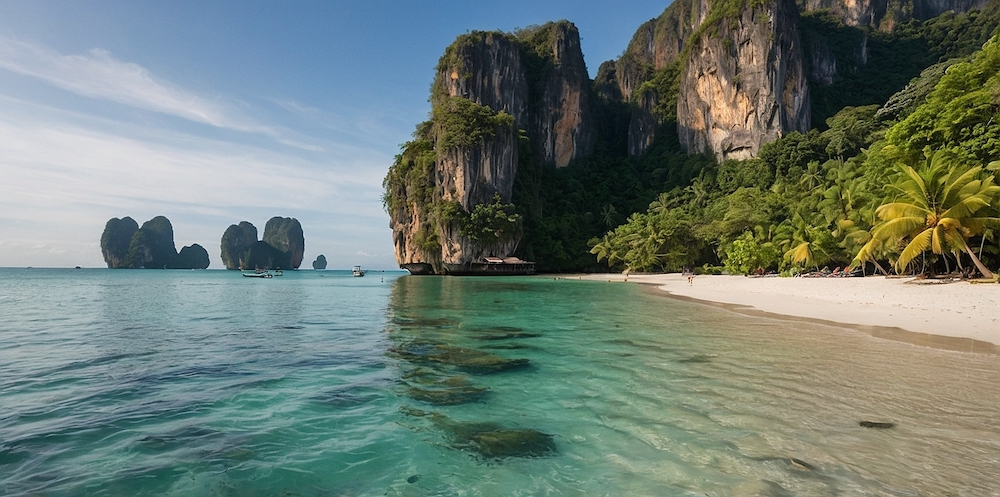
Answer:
[1,268,999,496]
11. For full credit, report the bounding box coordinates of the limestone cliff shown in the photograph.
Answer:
[262,217,305,269]
[101,216,138,268]
[386,21,594,274]
[678,0,812,161]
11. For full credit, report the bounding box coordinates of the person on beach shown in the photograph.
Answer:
[687,274,693,285]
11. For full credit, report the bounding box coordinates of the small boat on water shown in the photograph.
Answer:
[352,266,366,277]
[243,269,273,278]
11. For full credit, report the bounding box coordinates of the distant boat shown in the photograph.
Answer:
[243,269,273,278]
[274,269,284,276]
[353,266,366,277]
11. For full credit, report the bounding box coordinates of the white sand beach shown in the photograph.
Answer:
[578,273,1000,351]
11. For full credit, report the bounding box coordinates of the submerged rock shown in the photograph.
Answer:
[402,369,490,405]
[406,385,490,405]
[392,316,460,328]
[389,341,529,374]
[859,421,895,429]
[677,354,715,364]
[400,409,556,459]
[472,326,541,341]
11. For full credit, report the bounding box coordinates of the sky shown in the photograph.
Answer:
[0,0,671,269]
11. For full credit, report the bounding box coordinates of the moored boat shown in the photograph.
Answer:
[352,266,366,277]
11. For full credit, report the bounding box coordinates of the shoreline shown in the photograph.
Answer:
[574,273,1000,353]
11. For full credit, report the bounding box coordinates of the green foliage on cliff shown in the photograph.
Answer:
[802,3,1000,127]
[513,126,715,271]
[434,97,514,150]
[596,33,1000,276]
[459,193,521,250]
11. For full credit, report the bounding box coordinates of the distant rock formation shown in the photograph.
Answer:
[312,254,328,270]
[101,215,208,269]
[101,217,139,268]
[176,244,210,270]
[138,216,178,269]
[220,221,258,270]
[220,217,305,270]
[262,217,305,269]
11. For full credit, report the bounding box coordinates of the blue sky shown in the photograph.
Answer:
[0,1,670,269]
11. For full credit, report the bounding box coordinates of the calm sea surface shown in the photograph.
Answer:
[1,268,999,496]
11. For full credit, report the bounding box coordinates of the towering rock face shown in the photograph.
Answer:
[220,221,258,270]
[101,217,139,268]
[262,217,305,269]
[387,22,595,274]
[437,23,594,168]
[678,0,812,161]
[138,216,178,269]
[529,24,595,168]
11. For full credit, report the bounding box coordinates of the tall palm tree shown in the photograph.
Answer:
[855,151,1000,277]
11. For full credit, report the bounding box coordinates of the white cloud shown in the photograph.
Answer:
[0,36,329,151]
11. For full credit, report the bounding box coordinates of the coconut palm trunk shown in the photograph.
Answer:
[963,241,994,278]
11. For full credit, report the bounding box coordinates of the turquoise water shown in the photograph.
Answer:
[2,269,1000,496]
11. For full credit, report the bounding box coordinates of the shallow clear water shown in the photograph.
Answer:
[1,268,999,496]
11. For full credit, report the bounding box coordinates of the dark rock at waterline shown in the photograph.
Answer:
[312,254,327,270]
[859,421,895,429]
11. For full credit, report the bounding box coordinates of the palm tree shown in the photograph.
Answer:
[855,151,1000,278]
[600,204,620,228]
[648,192,672,215]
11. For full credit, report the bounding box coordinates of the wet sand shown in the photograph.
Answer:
[576,273,1000,351]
